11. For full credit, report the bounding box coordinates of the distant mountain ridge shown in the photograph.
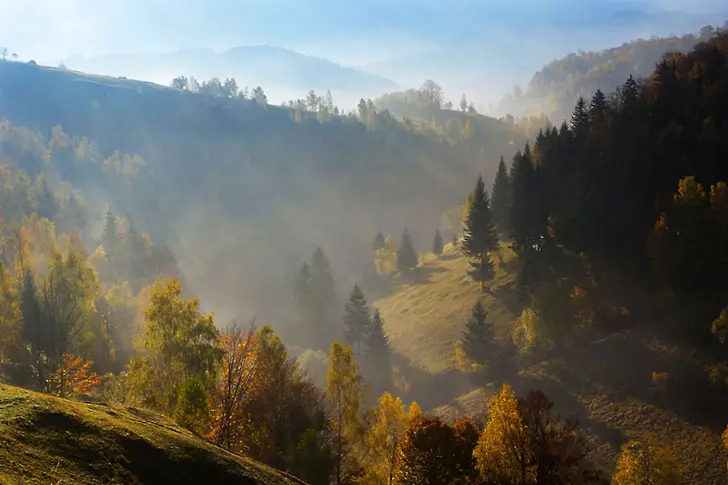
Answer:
[65,45,399,106]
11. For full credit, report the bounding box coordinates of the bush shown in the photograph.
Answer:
[175,376,210,431]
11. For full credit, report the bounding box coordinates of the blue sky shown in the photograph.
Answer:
[1,0,726,107]
[2,0,725,63]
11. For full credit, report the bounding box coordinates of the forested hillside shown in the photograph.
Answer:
[0,61,524,325]
[1,24,728,485]
[498,23,723,123]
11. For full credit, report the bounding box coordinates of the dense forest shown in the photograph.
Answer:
[498,23,726,123]
[0,26,728,485]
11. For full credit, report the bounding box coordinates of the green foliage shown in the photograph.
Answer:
[491,156,512,236]
[460,299,495,366]
[343,285,371,354]
[462,175,498,288]
[396,229,418,271]
[432,230,444,256]
[174,375,211,431]
[364,309,392,391]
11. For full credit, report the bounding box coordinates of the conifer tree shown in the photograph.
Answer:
[460,299,494,365]
[570,97,589,132]
[365,309,392,389]
[432,230,444,256]
[311,247,338,340]
[397,229,418,271]
[491,156,512,237]
[462,175,498,288]
[102,208,118,260]
[293,262,316,344]
[373,232,385,252]
[589,89,607,117]
[343,284,371,354]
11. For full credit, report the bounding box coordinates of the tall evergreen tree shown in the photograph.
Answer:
[491,156,512,237]
[373,232,386,252]
[102,208,118,260]
[343,284,371,354]
[589,89,608,117]
[462,175,498,289]
[460,299,495,365]
[397,229,418,271]
[432,230,444,256]
[293,262,316,346]
[365,309,392,389]
[570,97,589,132]
[510,147,547,255]
[311,247,338,343]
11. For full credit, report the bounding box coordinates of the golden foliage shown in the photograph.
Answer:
[47,353,101,398]
[612,438,682,485]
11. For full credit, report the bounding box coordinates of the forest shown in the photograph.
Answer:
[498,23,726,123]
[0,26,727,485]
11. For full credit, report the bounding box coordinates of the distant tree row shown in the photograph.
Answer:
[170,75,268,105]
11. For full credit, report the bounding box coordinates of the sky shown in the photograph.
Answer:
[1,0,726,106]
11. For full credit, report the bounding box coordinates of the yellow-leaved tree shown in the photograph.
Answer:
[611,438,682,485]
[474,383,530,483]
[326,340,365,485]
[365,392,422,485]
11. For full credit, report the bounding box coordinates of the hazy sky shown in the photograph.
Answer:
[1,0,726,106]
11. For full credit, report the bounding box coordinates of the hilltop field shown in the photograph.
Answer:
[373,242,728,484]
[0,384,303,485]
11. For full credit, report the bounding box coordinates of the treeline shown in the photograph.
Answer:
[0,60,525,328]
[499,23,725,123]
[453,32,728,368]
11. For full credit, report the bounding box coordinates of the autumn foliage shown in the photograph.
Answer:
[47,353,101,398]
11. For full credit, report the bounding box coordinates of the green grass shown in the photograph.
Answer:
[0,384,304,485]
[374,243,728,483]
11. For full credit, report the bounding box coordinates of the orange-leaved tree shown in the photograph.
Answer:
[207,319,258,450]
[47,353,101,398]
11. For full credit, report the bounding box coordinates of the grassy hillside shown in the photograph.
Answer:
[0,384,304,485]
[0,59,524,331]
[373,244,728,483]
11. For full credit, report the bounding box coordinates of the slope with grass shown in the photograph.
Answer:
[373,244,728,483]
[0,384,304,485]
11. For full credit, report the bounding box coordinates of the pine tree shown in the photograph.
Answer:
[343,284,371,354]
[570,97,589,132]
[589,89,607,117]
[491,156,512,237]
[462,175,498,289]
[432,230,444,256]
[102,208,118,261]
[397,229,418,271]
[311,247,338,343]
[365,309,392,389]
[373,232,385,252]
[293,262,316,345]
[460,300,494,365]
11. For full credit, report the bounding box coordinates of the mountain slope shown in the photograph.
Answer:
[373,246,728,483]
[0,384,304,485]
[0,59,522,332]
[65,46,399,105]
[498,26,719,122]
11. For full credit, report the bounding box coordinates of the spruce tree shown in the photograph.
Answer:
[365,309,392,388]
[432,230,444,256]
[570,97,589,132]
[491,156,512,237]
[343,284,371,354]
[373,232,385,252]
[397,228,418,271]
[589,89,607,117]
[310,247,338,343]
[102,208,118,260]
[460,299,494,365]
[293,262,319,349]
[462,175,498,288]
